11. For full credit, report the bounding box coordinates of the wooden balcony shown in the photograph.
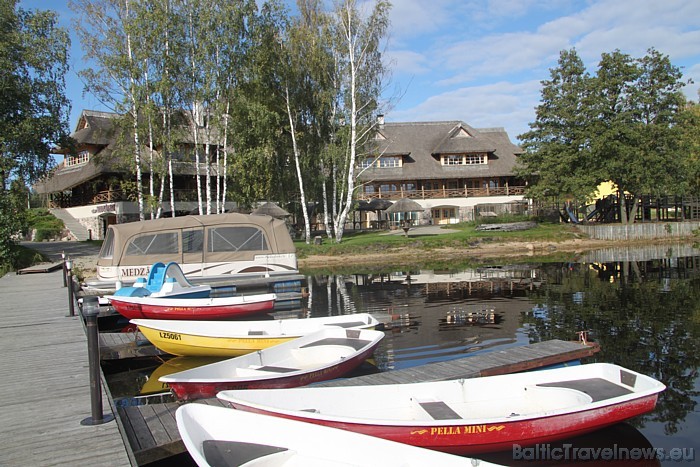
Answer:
[357,186,526,201]
[48,189,206,209]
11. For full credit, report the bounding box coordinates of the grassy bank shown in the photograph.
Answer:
[294,221,586,273]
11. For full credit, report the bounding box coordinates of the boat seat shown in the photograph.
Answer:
[301,337,370,351]
[255,365,299,373]
[536,377,633,402]
[324,321,367,329]
[418,401,463,420]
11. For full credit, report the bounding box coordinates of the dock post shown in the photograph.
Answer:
[61,252,67,287]
[80,296,115,426]
[66,258,76,317]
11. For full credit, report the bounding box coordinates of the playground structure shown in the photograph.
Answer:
[537,195,700,224]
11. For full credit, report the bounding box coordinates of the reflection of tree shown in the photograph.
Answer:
[522,262,700,435]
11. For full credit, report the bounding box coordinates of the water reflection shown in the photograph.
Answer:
[479,422,661,466]
[298,248,700,463]
[102,244,700,464]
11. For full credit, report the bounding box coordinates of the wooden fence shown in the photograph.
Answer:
[576,222,700,241]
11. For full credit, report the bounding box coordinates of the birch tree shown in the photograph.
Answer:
[329,0,390,242]
[71,0,148,220]
[277,0,337,243]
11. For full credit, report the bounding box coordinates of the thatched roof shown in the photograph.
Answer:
[251,202,290,218]
[362,121,523,182]
[385,198,423,214]
[357,199,393,211]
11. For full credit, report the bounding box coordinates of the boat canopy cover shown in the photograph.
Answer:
[97,213,295,268]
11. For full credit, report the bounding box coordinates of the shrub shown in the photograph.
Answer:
[25,208,64,241]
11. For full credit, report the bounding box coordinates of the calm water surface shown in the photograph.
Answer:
[107,245,700,466]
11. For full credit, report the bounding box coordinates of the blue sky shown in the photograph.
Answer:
[20,0,700,144]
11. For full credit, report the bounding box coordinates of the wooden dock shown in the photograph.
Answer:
[0,268,131,467]
[117,338,599,464]
[16,261,63,274]
[99,332,167,360]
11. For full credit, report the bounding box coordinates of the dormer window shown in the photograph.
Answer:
[440,153,487,165]
[65,150,90,167]
[360,155,402,169]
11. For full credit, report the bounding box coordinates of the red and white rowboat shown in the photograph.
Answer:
[105,292,276,320]
[161,327,384,400]
[217,363,665,455]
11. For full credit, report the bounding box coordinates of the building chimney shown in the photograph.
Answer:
[377,114,384,126]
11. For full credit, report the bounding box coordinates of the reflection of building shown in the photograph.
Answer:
[304,271,543,371]
[351,266,543,296]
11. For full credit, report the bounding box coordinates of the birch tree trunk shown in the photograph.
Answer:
[124,0,144,221]
[284,85,311,243]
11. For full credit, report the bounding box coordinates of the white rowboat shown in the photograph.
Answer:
[176,403,504,466]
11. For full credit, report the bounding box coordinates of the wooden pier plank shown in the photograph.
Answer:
[0,271,131,467]
[100,331,167,360]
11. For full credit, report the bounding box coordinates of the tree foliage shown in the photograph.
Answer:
[518,48,691,222]
[0,0,70,268]
[67,0,391,235]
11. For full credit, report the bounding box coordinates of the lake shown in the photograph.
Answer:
[106,243,700,465]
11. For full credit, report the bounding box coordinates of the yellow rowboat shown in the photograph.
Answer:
[131,313,380,357]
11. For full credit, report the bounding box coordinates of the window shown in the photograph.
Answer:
[182,229,204,253]
[442,208,455,218]
[208,226,268,252]
[65,150,90,167]
[359,156,401,168]
[359,158,375,169]
[126,232,179,256]
[465,154,487,165]
[378,156,401,168]
[443,155,463,165]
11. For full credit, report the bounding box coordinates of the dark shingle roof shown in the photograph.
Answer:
[361,121,523,182]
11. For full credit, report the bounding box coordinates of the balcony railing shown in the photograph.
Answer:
[48,189,210,209]
[357,186,526,201]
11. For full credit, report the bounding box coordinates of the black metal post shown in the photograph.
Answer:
[66,259,76,317]
[81,296,114,425]
[61,252,67,287]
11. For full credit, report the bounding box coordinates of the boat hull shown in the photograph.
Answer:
[218,363,665,455]
[108,294,275,320]
[132,314,380,357]
[230,394,658,454]
[161,328,384,401]
[167,344,378,400]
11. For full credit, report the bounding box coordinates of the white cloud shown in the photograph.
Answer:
[385,0,700,136]
[389,80,542,141]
